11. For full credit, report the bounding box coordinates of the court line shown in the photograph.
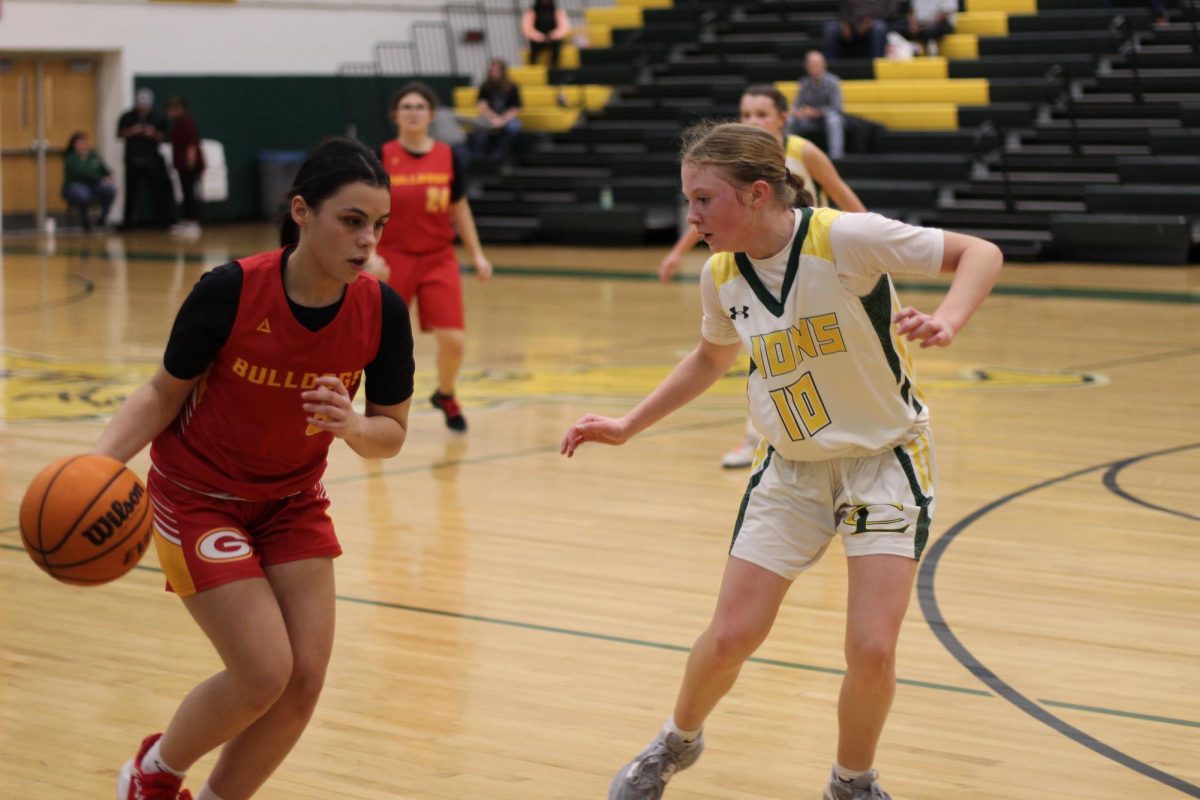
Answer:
[1068,345,1200,372]
[1103,457,1200,523]
[0,273,95,315]
[6,245,1200,305]
[919,442,1200,797]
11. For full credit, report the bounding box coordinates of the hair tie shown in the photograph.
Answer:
[784,167,793,181]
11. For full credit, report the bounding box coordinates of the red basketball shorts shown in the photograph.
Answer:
[379,245,464,332]
[146,469,342,597]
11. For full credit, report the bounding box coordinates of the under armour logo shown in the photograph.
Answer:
[729,306,750,320]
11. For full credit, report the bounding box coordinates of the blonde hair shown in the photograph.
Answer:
[680,121,814,208]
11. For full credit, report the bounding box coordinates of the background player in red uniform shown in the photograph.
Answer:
[94,137,415,800]
[376,81,492,431]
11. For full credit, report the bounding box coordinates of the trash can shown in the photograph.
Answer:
[258,150,307,220]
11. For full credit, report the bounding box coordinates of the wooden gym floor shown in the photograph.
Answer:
[0,226,1197,799]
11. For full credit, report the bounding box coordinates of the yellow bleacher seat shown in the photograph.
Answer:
[617,0,672,7]
[454,81,610,132]
[586,23,613,48]
[508,65,548,86]
[586,5,643,30]
[956,11,1009,35]
[873,57,948,80]
[846,103,959,130]
[523,44,581,69]
[776,79,988,106]
[967,0,1035,12]
[941,33,979,58]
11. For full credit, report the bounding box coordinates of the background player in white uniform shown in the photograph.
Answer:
[562,122,1002,800]
[659,85,866,469]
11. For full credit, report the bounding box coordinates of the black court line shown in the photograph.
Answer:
[919,442,1200,797]
[1068,345,1200,373]
[1103,454,1200,524]
[1,273,95,315]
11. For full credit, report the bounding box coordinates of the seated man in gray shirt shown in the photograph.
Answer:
[788,50,846,159]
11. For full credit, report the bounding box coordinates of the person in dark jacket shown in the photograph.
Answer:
[62,131,117,231]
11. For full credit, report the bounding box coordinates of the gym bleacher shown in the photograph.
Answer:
[463,0,1199,264]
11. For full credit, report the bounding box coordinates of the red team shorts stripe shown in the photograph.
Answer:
[147,469,341,597]
[380,245,464,332]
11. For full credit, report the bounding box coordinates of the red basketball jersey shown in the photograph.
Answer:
[151,249,383,500]
[377,139,456,255]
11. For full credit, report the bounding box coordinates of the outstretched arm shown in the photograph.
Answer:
[894,231,1002,348]
[561,338,742,456]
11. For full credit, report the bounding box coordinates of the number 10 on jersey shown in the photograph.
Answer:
[768,372,832,440]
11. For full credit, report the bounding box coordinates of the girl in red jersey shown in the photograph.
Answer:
[95,137,415,800]
[376,81,492,431]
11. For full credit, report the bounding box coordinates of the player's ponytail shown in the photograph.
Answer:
[279,137,390,246]
[680,121,811,209]
[785,169,815,209]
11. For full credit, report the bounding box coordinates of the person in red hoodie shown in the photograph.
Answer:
[166,96,206,239]
[97,137,414,800]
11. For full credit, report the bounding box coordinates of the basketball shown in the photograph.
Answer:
[19,454,153,586]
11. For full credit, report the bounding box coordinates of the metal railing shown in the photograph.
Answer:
[1044,63,1081,156]
[974,120,1014,213]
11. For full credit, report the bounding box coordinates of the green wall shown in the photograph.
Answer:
[137,75,470,222]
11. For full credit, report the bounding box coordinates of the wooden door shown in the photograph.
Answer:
[0,56,98,217]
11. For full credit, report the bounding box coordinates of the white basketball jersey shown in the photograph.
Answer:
[701,208,944,461]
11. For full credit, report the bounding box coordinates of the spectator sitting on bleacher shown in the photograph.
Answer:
[471,58,523,163]
[900,0,957,55]
[788,51,847,159]
[823,0,897,61]
[522,0,571,69]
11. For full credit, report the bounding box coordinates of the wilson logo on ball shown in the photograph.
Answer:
[196,529,254,562]
[82,483,146,547]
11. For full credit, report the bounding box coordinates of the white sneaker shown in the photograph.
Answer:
[720,436,758,469]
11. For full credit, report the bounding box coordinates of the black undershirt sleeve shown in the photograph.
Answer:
[364,282,415,406]
[162,262,242,379]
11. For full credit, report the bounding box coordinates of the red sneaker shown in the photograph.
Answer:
[117,733,193,800]
[430,390,467,431]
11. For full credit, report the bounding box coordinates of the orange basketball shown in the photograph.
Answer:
[19,454,153,586]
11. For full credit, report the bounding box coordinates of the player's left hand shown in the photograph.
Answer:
[302,375,361,438]
[474,254,493,281]
[894,306,955,348]
[365,252,390,281]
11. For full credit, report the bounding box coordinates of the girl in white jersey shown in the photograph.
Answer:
[562,122,1001,800]
[659,85,867,469]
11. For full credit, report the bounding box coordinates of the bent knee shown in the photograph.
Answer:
[844,640,896,678]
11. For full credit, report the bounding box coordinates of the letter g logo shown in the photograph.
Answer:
[196,529,254,562]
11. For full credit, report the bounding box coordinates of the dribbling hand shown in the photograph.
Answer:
[560,414,632,457]
[894,307,955,348]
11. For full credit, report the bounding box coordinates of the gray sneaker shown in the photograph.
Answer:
[823,767,893,800]
[608,729,704,800]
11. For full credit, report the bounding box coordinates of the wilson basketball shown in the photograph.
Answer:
[19,454,153,586]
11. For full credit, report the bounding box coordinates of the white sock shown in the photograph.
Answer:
[666,718,702,743]
[196,784,226,800]
[140,738,186,778]
[834,762,869,783]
